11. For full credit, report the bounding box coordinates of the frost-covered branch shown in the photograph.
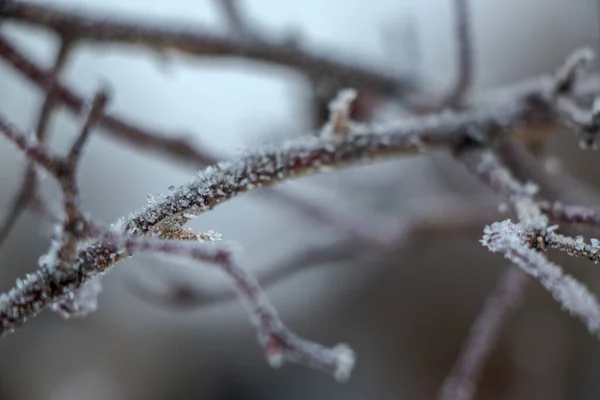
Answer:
[97,227,354,381]
[0,111,357,378]
[0,47,597,338]
[538,202,600,226]
[2,37,600,386]
[481,220,600,336]
[127,196,497,309]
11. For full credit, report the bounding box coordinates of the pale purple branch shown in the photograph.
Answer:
[437,267,528,400]
[539,202,600,226]
[103,230,356,380]
[444,0,473,107]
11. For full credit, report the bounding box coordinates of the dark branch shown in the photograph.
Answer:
[0,0,415,97]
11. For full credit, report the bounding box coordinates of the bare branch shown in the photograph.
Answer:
[0,39,72,250]
[213,0,252,37]
[67,90,109,164]
[444,0,473,108]
[0,36,218,168]
[0,0,413,97]
[34,39,73,144]
[539,201,600,226]
[99,225,356,380]
[438,266,528,400]
[126,240,361,310]
[127,196,497,310]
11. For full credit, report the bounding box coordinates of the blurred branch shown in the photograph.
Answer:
[0,36,219,168]
[0,0,414,96]
[0,39,72,249]
[126,196,499,310]
[127,240,362,310]
[539,202,600,226]
[444,0,473,108]
[111,229,356,381]
[213,0,253,38]
[437,266,528,400]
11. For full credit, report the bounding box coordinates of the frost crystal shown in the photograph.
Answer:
[321,88,358,136]
[51,277,103,319]
[332,343,356,383]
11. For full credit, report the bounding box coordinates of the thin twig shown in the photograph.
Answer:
[437,266,528,400]
[0,36,218,168]
[482,220,600,336]
[539,202,600,226]
[108,230,354,381]
[0,39,72,250]
[127,196,498,310]
[444,0,473,108]
[214,0,252,37]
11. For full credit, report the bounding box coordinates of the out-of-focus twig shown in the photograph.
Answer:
[110,230,356,381]
[0,36,219,168]
[213,0,252,38]
[437,266,528,400]
[0,39,72,250]
[0,0,414,97]
[444,0,473,108]
[127,196,499,309]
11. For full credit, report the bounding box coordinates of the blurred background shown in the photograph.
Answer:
[1,0,600,399]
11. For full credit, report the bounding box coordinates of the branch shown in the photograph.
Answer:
[1,48,600,382]
[482,220,600,336]
[0,36,218,168]
[213,0,253,38]
[444,0,473,108]
[538,201,600,226]
[126,196,497,310]
[115,232,355,381]
[0,0,414,97]
[437,266,528,400]
[0,39,73,249]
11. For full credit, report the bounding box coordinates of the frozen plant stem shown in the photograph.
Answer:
[1,44,600,382]
[115,231,356,381]
[482,221,600,336]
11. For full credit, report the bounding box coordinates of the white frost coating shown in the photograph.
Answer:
[482,220,600,334]
[265,347,284,369]
[332,343,356,383]
[197,230,223,242]
[321,88,358,136]
[50,277,103,319]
